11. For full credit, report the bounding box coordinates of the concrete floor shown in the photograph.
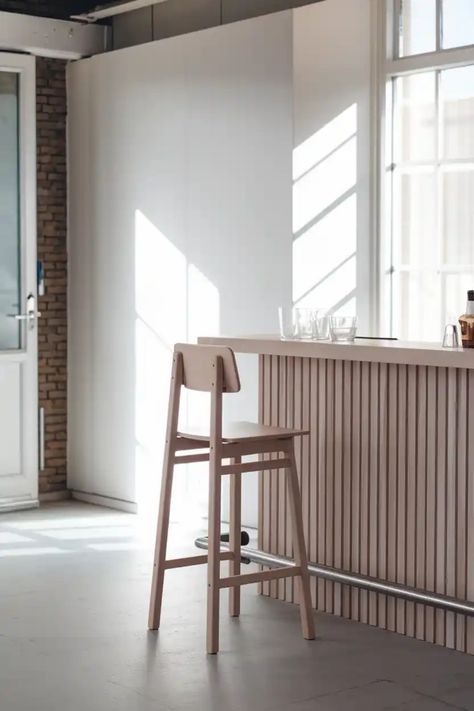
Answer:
[0,502,473,711]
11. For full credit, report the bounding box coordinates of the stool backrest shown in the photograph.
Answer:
[174,343,241,393]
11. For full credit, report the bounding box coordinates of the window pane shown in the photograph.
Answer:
[442,0,474,49]
[396,272,441,341]
[396,170,437,266]
[445,273,474,323]
[399,0,436,57]
[442,169,474,264]
[441,65,474,160]
[395,73,436,163]
[0,72,20,350]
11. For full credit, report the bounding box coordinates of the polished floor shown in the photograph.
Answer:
[0,502,473,711]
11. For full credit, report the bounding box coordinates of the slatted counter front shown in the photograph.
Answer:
[199,335,474,653]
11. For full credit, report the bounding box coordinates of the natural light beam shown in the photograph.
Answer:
[293,104,357,181]
[41,526,136,541]
[0,547,66,558]
[0,532,33,544]
[134,210,220,525]
[293,193,357,305]
[87,542,143,552]
[293,136,357,234]
[8,516,136,531]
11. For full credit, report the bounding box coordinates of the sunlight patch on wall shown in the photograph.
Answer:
[134,210,220,523]
[293,193,356,304]
[184,263,220,530]
[293,105,358,315]
[293,136,357,235]
[293,104,357,181]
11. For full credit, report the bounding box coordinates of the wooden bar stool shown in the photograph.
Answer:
[148,343,315,654]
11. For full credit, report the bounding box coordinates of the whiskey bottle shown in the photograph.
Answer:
[459,290,474,349]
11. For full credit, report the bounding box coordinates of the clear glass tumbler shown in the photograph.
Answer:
[295,308,316,339]
[329,316,357,343]
[313,310,330,340]
[278,306,297,339]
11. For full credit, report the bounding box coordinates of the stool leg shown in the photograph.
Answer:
[148,447,175,630]
[229,457,242,617]
[207,459,222,653]
[149,352,182,631]
[284,440,316,640]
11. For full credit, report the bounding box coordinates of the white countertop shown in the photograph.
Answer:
[198,334,474,369]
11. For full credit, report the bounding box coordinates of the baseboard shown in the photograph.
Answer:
[71,489,137,514]
[39,490,72,503]
[0,497,40,513]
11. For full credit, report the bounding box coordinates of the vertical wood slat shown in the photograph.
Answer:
[301,358,311,607]
[396,364,407,636]
[406,365,417,639]
[415,365,427,641]
[286,357,295,603]
[456,368,467,651]
[258,354,264,596]
[259,357,473,654]
[446,368,457,648]
[261,355,271,597]
[342,360,353,618]
[293,358,303,604]
[317,359,327,611]
[436,368,447,646]
[467,371,474,654]
[386,363,398,632]
[269,356,279,600]
[369,363,379,627]
[378,363,388,630]
[333,359,343,617]
[277,357,287,601]
[360,362,370,624]
[309,358,318,608]
[425,366,437,643]
[351,360,361,621]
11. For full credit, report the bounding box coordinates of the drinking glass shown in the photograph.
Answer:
[330,316,357,343]
[313,309,330,340]
[442,324,460,348]
[295,307,315,339]
[278,306,297,339]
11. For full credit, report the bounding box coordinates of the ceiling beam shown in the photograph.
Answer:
[72,0,169,22]
[0,11,109,58]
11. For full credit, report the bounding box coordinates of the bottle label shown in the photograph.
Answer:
[459,318,474,348]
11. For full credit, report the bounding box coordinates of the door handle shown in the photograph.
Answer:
[8,294,41,330]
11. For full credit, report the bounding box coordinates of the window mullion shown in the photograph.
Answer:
[435,69,444,332]
[436,0,442,52]
[393,0,402,59]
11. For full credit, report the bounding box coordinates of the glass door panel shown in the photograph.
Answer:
[0,71,20,350]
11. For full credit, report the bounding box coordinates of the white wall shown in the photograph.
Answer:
[68,1,375,526]
[292,0,373,333]
[68,11,293,525]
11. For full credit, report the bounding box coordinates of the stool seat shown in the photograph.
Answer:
[178,420,309,444]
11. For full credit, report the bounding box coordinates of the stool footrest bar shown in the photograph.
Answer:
[222,458,291,475]
[165,551,233,569]
[219,566,301,589]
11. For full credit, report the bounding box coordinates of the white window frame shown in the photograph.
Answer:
[374,0,474,337]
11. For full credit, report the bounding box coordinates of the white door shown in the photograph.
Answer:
[0,54,38,512]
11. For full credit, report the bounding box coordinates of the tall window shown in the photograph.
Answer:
[384,0,474,340]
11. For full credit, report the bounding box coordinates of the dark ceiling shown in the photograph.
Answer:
[0,1,103,19]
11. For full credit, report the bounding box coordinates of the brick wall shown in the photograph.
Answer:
[36,57,68,495]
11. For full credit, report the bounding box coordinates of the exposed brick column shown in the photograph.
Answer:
[36,57,68,495]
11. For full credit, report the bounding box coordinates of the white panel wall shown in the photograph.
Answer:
[293,0,373,333]
[68,3,375,525]
[68,12,293,524]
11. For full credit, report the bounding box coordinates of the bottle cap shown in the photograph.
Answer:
[468,290,474,301]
